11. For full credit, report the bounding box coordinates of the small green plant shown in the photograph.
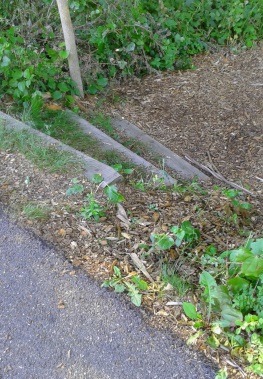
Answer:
[183,302,203,323]
[173,180,207,195]
[80,193,105,221]
[170,221,200,247]
[223,188,252,224]
[149,203,158,211]
[142,221,200,254]
[102,266,148,306]
[130,175,167,192]
[111,163,134,176]
[104,184,124,203]
[91,173,104,184]
[66,178,84,196]
[130,179,146,192]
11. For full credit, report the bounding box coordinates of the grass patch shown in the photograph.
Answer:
[20,101,171,178]
[22,203,51,220]
[122,138,147,157]
[24,106,100,153]
[22,104,136,169]
[89,112,166,166]
[161,263,193,297]
[0,124,82,173]
[89,112,119,140]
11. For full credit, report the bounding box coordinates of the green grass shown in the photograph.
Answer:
[89,112,119,140]
[89,113,166,167]
[161,263,193,297]
[22,104,135,169]
[20,101,171,178]
[24,107,100,153]
[22,203,51,220]
[0,124,83,173]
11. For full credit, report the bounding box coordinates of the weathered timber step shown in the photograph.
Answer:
[67,111,177,186]
[0,112,122,187]
[111,117,209,181]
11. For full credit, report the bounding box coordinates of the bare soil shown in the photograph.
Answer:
[102,47,263,194]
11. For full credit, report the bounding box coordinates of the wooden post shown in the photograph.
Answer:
[56,0,84,97]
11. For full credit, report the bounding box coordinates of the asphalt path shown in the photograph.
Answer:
[0,207,217,379]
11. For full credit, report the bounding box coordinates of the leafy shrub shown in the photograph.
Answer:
[1,0,263,96]
[70,0,263,81]
[184,238,263,375]
[0,28,78,102]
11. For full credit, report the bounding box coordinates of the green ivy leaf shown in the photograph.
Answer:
[87,84,98,95]
[23,68,31,79]
[240,202,252,210]
[12,70,23,80]
[176,230,186,247]
[111,164,122,172]
[48,78,56,90]
[97,77,108,87]
[223,189,240,198]
[52,91,63,100]
[58,82,70,93]
[17,81,26,91]
[59,50,70,59]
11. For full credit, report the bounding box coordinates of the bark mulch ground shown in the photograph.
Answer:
[102,47,263,194]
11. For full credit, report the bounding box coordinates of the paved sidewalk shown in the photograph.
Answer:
[0,207,216,379]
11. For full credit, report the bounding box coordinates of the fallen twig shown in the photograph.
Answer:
[130,253,154,283]
[223,358,246,377]
[206,151,221,174]
[185,155,255,197]
[256,176,263,183]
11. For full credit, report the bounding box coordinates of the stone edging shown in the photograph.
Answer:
[0,111,122,187]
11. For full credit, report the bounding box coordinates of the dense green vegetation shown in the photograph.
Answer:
[1,0,263,101]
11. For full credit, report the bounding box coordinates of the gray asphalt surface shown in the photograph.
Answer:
[0,207,217,379]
